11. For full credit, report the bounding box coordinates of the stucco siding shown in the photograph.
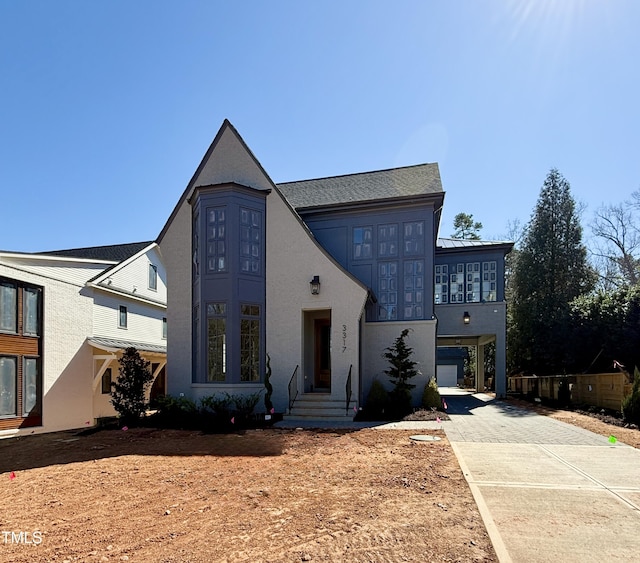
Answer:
[158,202,193,398]
[266,189,368,412]
[361,319,437,407]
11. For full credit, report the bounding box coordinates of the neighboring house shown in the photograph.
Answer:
[0,242,167,437]
[159,120,513,421]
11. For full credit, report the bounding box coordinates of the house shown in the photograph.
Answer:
[0,242,167,437]
[158,120,513,420]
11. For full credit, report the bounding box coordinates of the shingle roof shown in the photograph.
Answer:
[277,163,442,209]
[39,241,153,262]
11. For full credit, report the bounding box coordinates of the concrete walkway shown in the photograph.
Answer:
[440,388,640,562]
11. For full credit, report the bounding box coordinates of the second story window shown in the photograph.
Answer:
[119,306,128,329]
[149,264,158,291]
[206,207,227,273]
[353,226,373,259]
[162,317,167,339]
[0,280,17,333]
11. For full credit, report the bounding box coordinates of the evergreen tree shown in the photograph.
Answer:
[509,169,595,374]
[111,347,153,425]
[452,212,483,240]
[383,329,419,416]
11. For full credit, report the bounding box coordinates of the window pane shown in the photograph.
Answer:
[119,306,127,328]
[162,317,167,339]
[24,287,40,335]
[23,358,39,414]
[240,318,260,382]
[149,264,158,290]
[101,367,112,395]
[207,318,226,382]
[0,282,17,333]
[0,357,17,416]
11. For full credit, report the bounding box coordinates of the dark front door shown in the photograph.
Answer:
[314,319,331,390]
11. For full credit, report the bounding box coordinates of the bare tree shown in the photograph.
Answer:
[591,197,640,289]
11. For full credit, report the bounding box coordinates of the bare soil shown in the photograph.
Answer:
[1,427,495,563]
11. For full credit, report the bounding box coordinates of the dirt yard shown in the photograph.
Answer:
[1,427,495,563]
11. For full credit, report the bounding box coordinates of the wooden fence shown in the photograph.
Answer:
[508,373,633,412]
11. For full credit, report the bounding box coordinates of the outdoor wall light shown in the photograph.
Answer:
[463,311,470,324]
[310,275,321,295]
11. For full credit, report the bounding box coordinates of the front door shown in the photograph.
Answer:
[314,319,331,390]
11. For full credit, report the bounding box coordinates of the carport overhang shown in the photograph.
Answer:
[437,334,496,392]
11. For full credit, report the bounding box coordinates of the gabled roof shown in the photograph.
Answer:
[39,242,153,262]
[277,163,443,210]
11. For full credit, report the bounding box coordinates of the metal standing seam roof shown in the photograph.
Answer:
[88,336,167,355]
[436,238,514,249]
[277,163,443,209]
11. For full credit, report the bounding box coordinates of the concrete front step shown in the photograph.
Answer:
[284,414,355,422]
[287,394,357,421]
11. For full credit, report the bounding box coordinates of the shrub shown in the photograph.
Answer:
[264,353,274,413]
[365,379,388,418]
[231,391,262,416]
[422,378,441,409]
[200,394,233,416]
[622,367,640,425]
[149,394,199,429]
[110,347,153,426]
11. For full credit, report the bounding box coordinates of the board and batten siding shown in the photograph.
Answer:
[102,247,167,304]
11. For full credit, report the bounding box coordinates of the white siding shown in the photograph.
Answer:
[99,246,167,304]
[92,292,166,346]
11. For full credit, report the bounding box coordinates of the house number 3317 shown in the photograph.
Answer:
[342,324,347,353]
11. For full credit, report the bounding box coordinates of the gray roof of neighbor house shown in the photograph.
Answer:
[277,163,443,210]
[39,241,153,262]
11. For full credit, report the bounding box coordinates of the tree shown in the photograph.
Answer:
[590,196,640,290]
[509,169,596,375]
[111,347,153,425]
[383,329,419,416]
[451,212,483,240]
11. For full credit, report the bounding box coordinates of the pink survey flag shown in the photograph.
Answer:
[442,399,448,410]
[270,408,275,414]
[9,471,16,480]
[231,417,235,424]
[122,426,129,431]
[436,416,441,423]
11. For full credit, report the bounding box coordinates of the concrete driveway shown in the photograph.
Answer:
[441,388,640,562]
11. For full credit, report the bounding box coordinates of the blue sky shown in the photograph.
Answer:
[1,0,639,252]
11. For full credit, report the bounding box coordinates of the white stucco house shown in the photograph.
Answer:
[0,242,167,437]
[158,120,512,421]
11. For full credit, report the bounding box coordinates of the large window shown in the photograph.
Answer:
[240,304,260,382]
[378,224,398,258]
[378,262,398,320]
[0,356,17,417]
[0,281,17,333]
[0,278,43,427]
[207,303,226,382]
[403,260,424,319]
[436,261,499,304]
[403,221,424,256]
[206,207,227,272]
[435,265,448,304]
[353,226,373,259]
[240,208,262,274]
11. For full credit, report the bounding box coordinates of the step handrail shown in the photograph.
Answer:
[346,364,353,415]
[288,365,299,413]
